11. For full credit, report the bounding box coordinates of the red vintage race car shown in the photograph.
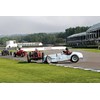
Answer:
[27,50,44,63]
[13,50,27,57]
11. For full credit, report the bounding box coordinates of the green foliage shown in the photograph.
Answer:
[0,58,100,82]
[0,37,10,45]
[0,26,89,46]
[65,26,89,37]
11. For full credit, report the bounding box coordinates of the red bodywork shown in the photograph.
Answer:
[14,50,27,57]
[30,51,43,60]
[27,51,44,62]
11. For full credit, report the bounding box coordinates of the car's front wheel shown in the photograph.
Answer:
[70,55,79,63]
[46,56,52,64]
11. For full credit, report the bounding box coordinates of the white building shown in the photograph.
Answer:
[6,40,17,48]
[6,40,43,48]
[17,42,43,47]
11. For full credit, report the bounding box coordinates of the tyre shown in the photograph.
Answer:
[29,52,32,56]
[42,52,44,62]
[70,55,79,63]
[1,51,3,56]
[46,56,52,64]
[14,52,16,57]
[7,51,9,55]
[10,51,12,56]
[27,55,31,63]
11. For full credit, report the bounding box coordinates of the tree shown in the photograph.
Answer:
[65,26,89,38]
[0,26,90,46]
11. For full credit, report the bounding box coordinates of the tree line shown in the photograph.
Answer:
[0,26,89,46]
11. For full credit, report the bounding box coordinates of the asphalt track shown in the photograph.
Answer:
[0,49,100,72]
[56,50,100,72]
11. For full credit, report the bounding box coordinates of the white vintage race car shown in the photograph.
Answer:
[43,51,83,63]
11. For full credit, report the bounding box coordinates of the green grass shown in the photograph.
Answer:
[72,48,100,53]
[83,49,100,53]
[0,58,100,83]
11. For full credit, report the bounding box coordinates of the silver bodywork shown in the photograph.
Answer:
[43,52,83,63]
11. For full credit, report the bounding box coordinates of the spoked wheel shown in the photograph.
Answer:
[10,51,12,56]
[42,52,44,63]
[46,56,52,64]
[70,55,79,63]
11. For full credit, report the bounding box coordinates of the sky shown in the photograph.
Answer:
[0,16,100,35]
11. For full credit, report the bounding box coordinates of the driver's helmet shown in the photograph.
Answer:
[65,47,68,51]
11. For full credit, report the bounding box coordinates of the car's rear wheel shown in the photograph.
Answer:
[41,52,44,62]
[10,51,12,55]
[70,55,79,63]
[29,52,32,56]
[46,56,52,64]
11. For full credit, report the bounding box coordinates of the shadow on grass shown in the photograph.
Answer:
[18,61,73,65]
[18,61,44,64]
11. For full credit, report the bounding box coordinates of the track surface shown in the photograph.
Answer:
[57,50,100,71]
[0,49,100,71]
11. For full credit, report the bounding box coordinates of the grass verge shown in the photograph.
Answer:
[0,58,100,83]
[72,48,100,53]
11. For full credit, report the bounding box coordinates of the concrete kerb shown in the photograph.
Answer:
[51,63,100,73]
